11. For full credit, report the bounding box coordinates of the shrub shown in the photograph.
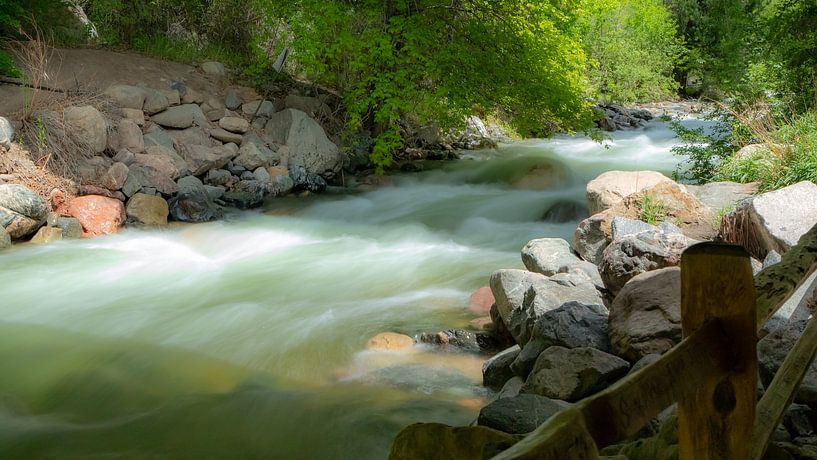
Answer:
[637,193,669,225]
[582,0,683,103]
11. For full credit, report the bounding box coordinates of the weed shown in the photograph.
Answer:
[637,193,669,225]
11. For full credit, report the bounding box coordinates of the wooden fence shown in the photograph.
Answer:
[493,223,817,460]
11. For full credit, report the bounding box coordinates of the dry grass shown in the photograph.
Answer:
[8,26,114,182]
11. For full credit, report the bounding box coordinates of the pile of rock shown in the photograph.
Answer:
[596,104,655,131]
[432,171,817,456]
[0,61,347,246]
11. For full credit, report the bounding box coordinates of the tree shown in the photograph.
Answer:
[257,0,594,169]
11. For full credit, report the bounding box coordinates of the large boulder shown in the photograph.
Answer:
[242,100,276,118]
[145,145,189,177]
[66,195,126,236]
[265,109,342,178]
[218,116,249,134]
[489,269,606,346]
[104,84,146,110]
[111,119,145,153]
[234,141,278,170]
[143,126,175,150]
[522,346,630,402]
[586,171,673,215]
[483,345,521,391]
[0,116,13,149]
[574,209,615,265]
[0,184,48,238]
[388,423,518,460]
[168,176,220,222]
[64,105,107,153]
[609,267,682,362]
[126,193,169,226]
[511,302,610,378]
[122,163,178,197]
[599,227,692,296]
[477,394,569,434]
[30,226,62,244]
[180,144,234,176]
[142,87,170,115]
[759,320,817,406]
[521,238,603,292]
[686,181,758,212]
[722,181,817,259]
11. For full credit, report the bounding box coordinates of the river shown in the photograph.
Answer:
[0,118,710,458]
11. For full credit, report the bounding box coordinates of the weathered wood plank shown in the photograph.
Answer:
[492,321,727,460]
[751,315,817,460]
[755,223,817,329]
[678,243,756,460]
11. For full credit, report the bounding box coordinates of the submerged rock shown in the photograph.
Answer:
[366,332,415,351]
[389,423,518,460]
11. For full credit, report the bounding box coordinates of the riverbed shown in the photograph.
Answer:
[0,119,710,458]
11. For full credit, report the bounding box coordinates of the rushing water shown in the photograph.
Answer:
[0,119,711,458]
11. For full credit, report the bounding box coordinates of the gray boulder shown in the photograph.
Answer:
[686,181,758,212]
[609,267,682,362]
[142,87,170,115]
[113,119,145,153]
[511,302,610,378]
[242,100,276,118]
[205,169,233,187]
[0,116,13,149]
[477,394,569,434]
[143,126,175,150]
[490,269,606,346]
[759,320,817,406]
[288,164,327,193]
[729,181,817,258]
[46,213,82,239]
[0,184,48,238]
[201,96,226,122]
[222,181,267,209]
[64,105,107,153]
[234,141,277,170]
[167,126,212,148]
[225,89,242,110]
[168,176,221,222]
[145,145,189,177]
[219,116,249,134]
[121,163,177,196]
[521,238,603,290]
[180,144,234,176]
[599,228,692,296]
[210,128,243,145]
[573,211,611,265]
[201,61,226,78]
[103,162,129,190]
[522,346,630,401]
[611,217,657,240]
[483,345,520,391]
[104,84,146,110]
[151,104,208,129]
[265,109,342,178]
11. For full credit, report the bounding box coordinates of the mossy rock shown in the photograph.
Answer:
[388,423,520,460]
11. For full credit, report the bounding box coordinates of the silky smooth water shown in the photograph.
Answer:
[0,119,711,458]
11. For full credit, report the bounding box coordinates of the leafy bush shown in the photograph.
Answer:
[257,0,594,170]
[671,116,738,183]
[582,0,683,103]
[0,49,20,77]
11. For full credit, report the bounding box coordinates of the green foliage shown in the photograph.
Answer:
[258,0,594,170]
[637,193,669,225]
[582,0,683,103]
[0,49,20,77]
[671,117,738,183]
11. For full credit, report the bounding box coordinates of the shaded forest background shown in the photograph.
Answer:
[1,0,815,183]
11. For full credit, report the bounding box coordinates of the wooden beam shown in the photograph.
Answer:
[751,315,817,459]
[678,243,756,460]
[492,321,728,460]
[755,223,817,329]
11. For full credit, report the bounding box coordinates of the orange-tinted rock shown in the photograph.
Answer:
[469,286,495,316]
[67,195,126,237]
[470,316,494,331]
[49,189,70,215]
[366,332,415,351]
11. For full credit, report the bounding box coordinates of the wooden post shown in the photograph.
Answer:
[678,243,757,460]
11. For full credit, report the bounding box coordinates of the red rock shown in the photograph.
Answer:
[468,286,495,316]
[66,195,126,237]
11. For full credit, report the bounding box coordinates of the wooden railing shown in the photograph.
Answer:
[493,223,817,460]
